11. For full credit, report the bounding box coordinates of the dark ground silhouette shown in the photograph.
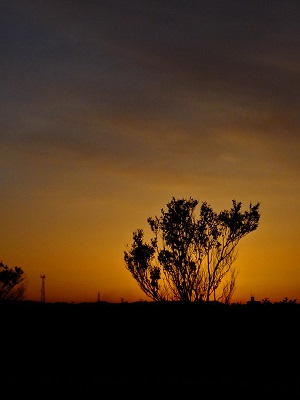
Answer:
[2,300,300,399]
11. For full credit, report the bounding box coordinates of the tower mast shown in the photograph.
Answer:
[40,274,46,303]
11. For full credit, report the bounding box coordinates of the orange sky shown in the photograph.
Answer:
[1,1,299,304]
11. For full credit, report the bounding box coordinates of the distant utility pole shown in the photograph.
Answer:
[97,291,100,303]
[40,274,46,303]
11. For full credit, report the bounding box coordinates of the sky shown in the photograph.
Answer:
[1,0,299,304]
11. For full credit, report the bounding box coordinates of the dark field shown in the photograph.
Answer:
[2,300,300,399]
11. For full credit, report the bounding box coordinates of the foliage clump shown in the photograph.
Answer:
[0,261,27,301]
[124,197,260,303]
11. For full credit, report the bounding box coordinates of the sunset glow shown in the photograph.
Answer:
[1,0,299,304]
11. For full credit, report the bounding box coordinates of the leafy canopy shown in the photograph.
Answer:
[0,261,27,301]
[124,197,260,303]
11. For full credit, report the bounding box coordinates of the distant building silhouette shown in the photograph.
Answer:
[247,294,261,305]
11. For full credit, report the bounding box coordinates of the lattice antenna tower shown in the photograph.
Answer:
[40,274,46,303]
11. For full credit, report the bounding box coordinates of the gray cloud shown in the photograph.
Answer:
[1,0,299,176]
